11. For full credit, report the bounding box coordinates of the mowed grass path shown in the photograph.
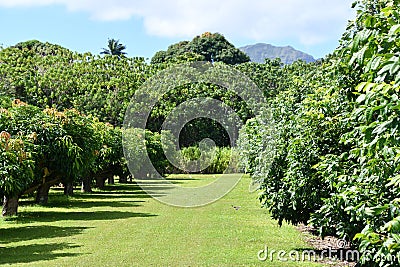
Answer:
[0,175,322,266]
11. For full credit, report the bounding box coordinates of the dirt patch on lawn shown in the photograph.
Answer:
[297,224,358,267]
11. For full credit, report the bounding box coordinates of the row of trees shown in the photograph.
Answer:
[0,33,287,152]
[0,97,243,216]
[0,34,256,216]
[239,0,400,266]
[0,97,199,216]
[0,98,126,216]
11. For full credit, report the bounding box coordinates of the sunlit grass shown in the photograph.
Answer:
[0,175,322,266]
[166,173,220,187]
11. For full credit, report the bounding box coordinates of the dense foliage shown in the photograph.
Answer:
[239,1,400,266]
[0,98,99,213]
[0,40,257,149]
[0,37,256,217]
[178,146,240,174]
[0,43,153,126]
[151,32,250,65]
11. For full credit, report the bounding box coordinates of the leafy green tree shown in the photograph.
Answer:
[238,59,334,225]
[0,97,142,215]
[123,129,175,178]
[12,40,69,56]
[235,58,286,99]
[151,32,250,65]
[146,77,253,148]
[0,132,35,216]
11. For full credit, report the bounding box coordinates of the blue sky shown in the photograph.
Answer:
[0,0,356,60]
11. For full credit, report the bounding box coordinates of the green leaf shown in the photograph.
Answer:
[352,33,361,52]
[356,82,368,92]
[389,24,400,36]
[385,217,400,232]
[356,94,366,103]
[365,205,389,216]
[387,175,400,187]
[354,233,366,240]
[367,56,382,72]
[372,120,392,135]
[390,61,400,75]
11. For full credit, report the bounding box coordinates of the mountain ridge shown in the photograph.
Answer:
[239,43,316,64]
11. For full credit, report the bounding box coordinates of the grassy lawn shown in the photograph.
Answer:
[0,175,323,266]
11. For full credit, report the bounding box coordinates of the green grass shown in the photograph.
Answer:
[0,175,323,266]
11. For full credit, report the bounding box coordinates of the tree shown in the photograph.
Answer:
[0,132,34,216]
[0,99,106,210]
[12,40,69,56]
[151,32,250,65]
[101,39,127,57]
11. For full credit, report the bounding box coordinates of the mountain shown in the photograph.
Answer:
[239,43,315,64]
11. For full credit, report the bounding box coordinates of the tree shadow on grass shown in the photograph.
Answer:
[0,225,90,244]
[47,200,144,209]
[72,193,165,199]
[5,210,157,223]
[19,196,148,207]
[80,183,169,198]
[48,182,175,201]
[104,182,175,189]
[49,183,174,196]
[0,242,82,265]
[101,183,176,193]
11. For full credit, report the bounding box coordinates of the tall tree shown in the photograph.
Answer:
[151,32,250,65]
[101,39,127,57]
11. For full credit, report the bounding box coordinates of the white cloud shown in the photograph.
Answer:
[0,0,356,45]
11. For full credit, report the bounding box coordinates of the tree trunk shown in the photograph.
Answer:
[64,183,74,196]
[81,176,92,193]
[108,175,115,185]
[36,183,51,205]
[96,175,105,189]
[2,196,19,217]
[119,175,128,183]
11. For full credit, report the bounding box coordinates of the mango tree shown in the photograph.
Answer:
[0,132,34,216]
[0,99,103,206]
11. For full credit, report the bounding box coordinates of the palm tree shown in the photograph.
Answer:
[101,38,127,57]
